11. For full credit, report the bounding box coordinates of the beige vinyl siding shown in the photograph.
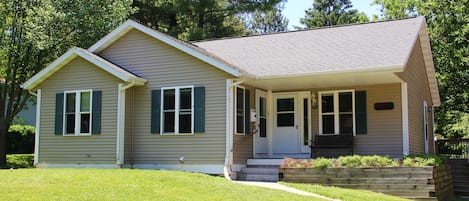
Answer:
[124,88,134,164]
[232,85,255,164]
[37,57,120,164]
[311,84,403,158]
[397,39,434,154]
[99,29,232,165]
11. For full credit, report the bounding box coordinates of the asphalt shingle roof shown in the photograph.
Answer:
[194,17,424,78]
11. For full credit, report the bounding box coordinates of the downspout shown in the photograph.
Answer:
[225,78,244,180]
[117,80,137,166]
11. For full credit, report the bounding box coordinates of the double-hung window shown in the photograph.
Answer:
[319,90,355,135]
[235,86,250,135]
[161,86,193,135]
[64,90,92,136]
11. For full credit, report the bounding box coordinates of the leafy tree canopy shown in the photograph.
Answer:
[300,0,369,28]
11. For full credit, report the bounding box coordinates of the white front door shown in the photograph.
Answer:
[273,93,300,154]
[254,90,268,157]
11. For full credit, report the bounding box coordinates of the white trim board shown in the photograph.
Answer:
[401,82,410,155]
[88,20,241,77]
[33,89,41,165]
[22,47,146,90]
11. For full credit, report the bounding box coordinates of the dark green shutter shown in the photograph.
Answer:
[194,86,205,133]
[244,89,251,134]
[55,93,64,135]
[91,91,102,135]
[355,91,367,135]
[151,89,161,134]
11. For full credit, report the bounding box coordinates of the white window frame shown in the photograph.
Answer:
[160,86,194,135]
[63,89,93,136]
[318,90,355,136]
[234,86,246,135]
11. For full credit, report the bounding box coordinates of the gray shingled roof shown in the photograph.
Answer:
[194,17,424,78]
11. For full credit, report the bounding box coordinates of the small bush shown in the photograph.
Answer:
[403,154,446,167]
[8,124,35,154]
[6,154,34,168]
[361,155,398,167]
[280,157,313,168]
[337,155,362,167]
[311,157,333,168]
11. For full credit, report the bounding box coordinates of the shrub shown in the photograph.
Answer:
[311,157,333,169]
[403,154,446,167]
[7,124,35,154]
[337,155,362,167]
[280,157,313,168]
[360,155,398,167]
[6,154,34,168]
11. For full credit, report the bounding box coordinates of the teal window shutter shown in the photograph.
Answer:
[244,89,251,134]
[355,91,367,135]
[55,93,64,135]
[194,86,205,133]
[151,89,161,134]
[91,91,102,134]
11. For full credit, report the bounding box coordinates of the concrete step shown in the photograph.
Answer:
[240,167,279,175]
[246,159,283,166]
[237,173,279,182]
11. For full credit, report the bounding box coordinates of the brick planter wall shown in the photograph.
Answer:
[279,165,453,201]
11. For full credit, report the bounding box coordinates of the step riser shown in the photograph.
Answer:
[237,174,279,182]
[241,168,279,175]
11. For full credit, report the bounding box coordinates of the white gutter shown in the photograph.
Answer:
[28,90,40,165]
[116,81,137,166]
[225,78,244,180]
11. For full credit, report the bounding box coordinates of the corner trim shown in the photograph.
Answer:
[33,89,41,165]
[401,82,409,155]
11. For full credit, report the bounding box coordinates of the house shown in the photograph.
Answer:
[22,17,439,178]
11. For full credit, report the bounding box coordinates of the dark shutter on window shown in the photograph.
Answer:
[55,93,64,135]
[91,91,102,135]
[355,91,367,135]
[151,89,161,134]
[244,89,251,134]
[194,86,205,133]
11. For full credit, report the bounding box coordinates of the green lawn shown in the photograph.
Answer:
[281,182,411,201]
[0,169,408,201]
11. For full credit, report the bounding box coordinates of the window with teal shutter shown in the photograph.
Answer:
[194,86,205,133]
[355,91,367,135]
[151,89,161,134]
[91,91,102,134]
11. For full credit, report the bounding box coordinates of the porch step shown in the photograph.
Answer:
[237,159,281,182]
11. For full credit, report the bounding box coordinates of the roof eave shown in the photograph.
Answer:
[88,20,242,78]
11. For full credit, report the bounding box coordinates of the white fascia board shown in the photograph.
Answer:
[22,47,146,90]
[88,20,241,77]
[255,65,404,80]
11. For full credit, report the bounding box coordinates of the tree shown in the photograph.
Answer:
[0,0,133,167]
[131,0,285,41]
[300,0,369,28]
[373,0,469,138]
[246,2,289,34]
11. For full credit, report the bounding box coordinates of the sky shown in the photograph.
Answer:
[283,0,381,29]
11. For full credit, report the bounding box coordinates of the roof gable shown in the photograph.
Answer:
[22,47,146,90]
[88,20,241,77]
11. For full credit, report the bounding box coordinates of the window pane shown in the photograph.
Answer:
[340,114,353,134]
[66,93,76,113]
[179,113,191,133]
[322,115,334,134]
[236,88,244,111]
[66,114,75,134]
[180,88,192,110]
[303,98,309,145]
[163,89,175,110]
[277,113,294,127]
[321,95,334,113]
[277,98,294,112]
[80,92,90,112]
[259,97,266,116]
[236,116,244,133]
[80,113,90,133]
[163,112,175,133]
[339,92,352,113]
[260,118,266,137]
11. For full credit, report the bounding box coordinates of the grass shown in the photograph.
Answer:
[281,182,411,201]
[0,169,326,201]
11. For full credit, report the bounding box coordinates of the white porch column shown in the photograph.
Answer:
[267,90,273,157]
[401,82,409,156]
[116,83,126,165]
[33,89,41,165]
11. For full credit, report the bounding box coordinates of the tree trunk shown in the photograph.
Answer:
[0,120,9,168]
